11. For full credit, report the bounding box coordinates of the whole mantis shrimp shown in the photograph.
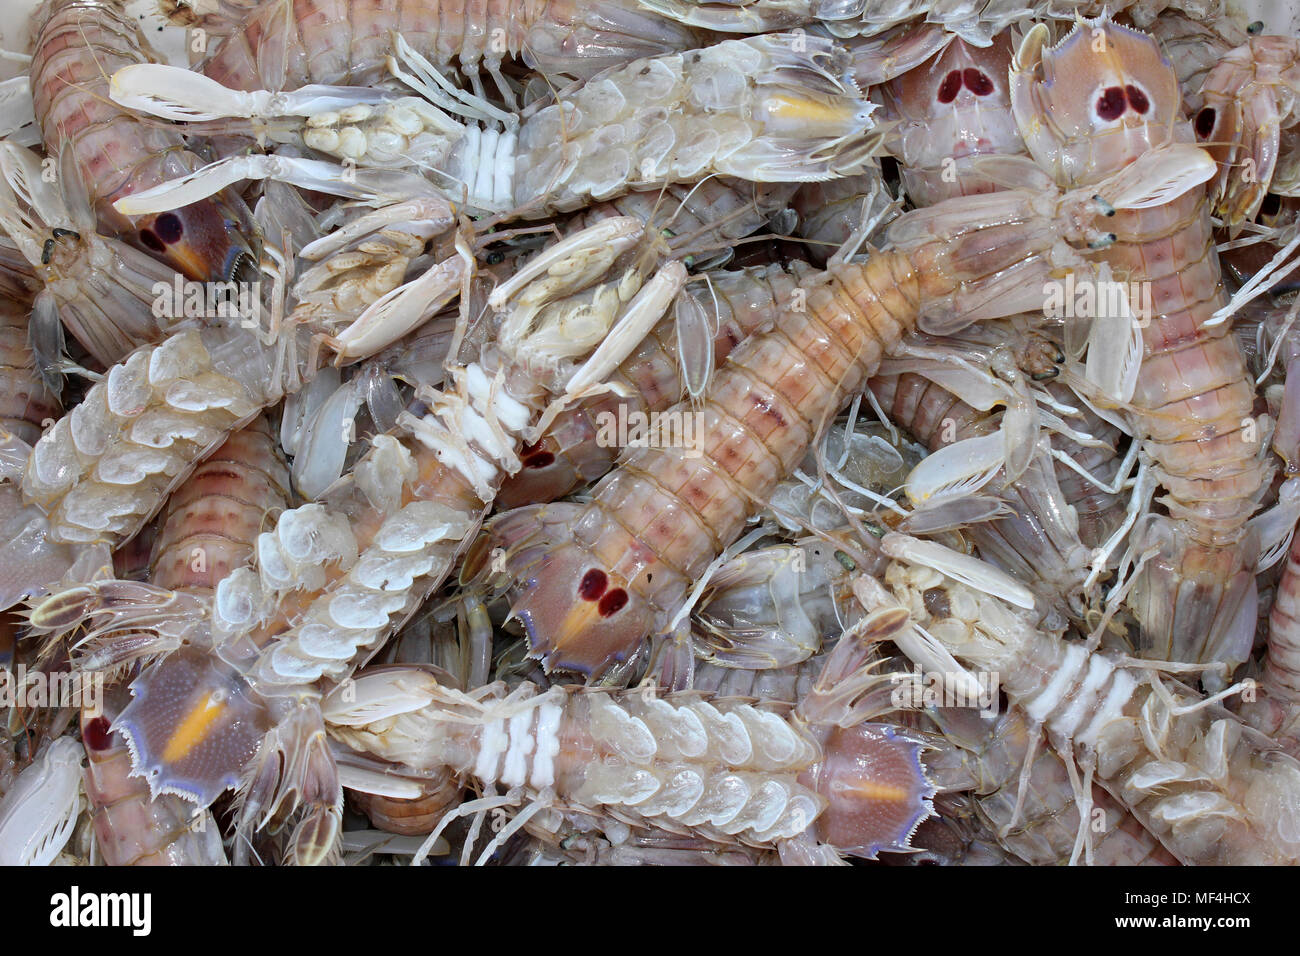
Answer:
[112,33,883,219]
[1010,17,1274,675]
[864,539,1300,865]
[323,604,936,866]
[30,0,258,281]
[482,141,1207,680]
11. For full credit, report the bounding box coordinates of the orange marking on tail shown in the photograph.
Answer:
[161,692,227,763]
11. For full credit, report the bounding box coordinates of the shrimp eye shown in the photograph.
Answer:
[41,238,55,265]
[1124,85,1149,114]
[154,212,184,244]
[1194,107,1217,139]
[1260,193,1282,218]
[962,69,993,96]
[486,250,505,265]
[597,588,628,617]
[1095,86,1126,122]
[138,228,165,252]
[578,569,608,601]
[1247,19,1264,33]
[83,716,113,752]
[937,70,961,104]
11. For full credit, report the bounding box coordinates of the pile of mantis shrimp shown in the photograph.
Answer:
[0,0,1298,867]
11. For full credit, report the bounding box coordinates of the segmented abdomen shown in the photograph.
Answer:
[202,0,694,90]
[339,683,827,846]
[994,630,1300,864]
[31,0,250,280]
[149,415,291,592]
[1120,194,1264,538]
[581,255,916,622]
[498,265,797,508]
[0,301,58,449]
[23,326,296,547]
[868,371,994,450]
[1265,533,1300,702]
[931,706,1177,866]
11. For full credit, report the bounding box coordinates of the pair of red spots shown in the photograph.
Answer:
[578,568,629,617]
[1095,84,1150,121]
[936,68,995,104]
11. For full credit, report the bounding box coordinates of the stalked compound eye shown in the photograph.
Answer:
[154,212,184,244]
[1124,84,1150,115]
[138,228,165,252]
[962,68,994,96]
[578,568,608,601]
[936,70,961,104]
[486,250,505,265]
[1095,86,1127,122]
[1194,107,1217,139]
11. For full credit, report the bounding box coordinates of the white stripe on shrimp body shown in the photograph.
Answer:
[326,676,825,846]
[879,558,1300,865]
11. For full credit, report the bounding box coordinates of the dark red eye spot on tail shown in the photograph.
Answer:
[578,569,608,601]
[83,716,113,752]
[1124,85,1149,114]
[139,229,165,252]
[1096,86,1126,121]
[937,70,961,104]
[524,451,555,468]
[154,212,184,244]
[597,588,628,617]
[1195,107,1217,138]
[962,69,993,96]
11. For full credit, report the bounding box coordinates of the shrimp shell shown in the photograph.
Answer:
[493,172,1124,678]
[324,658,935,861]
[201,0,702,91]
[80,695,228,865]
[497,264,799,509]
[875,558,1300,865]
[31,0,255,281]
[0,735,82,865]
